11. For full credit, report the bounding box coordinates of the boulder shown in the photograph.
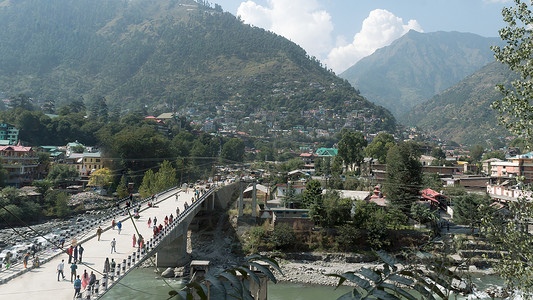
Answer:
[161,267,175,278]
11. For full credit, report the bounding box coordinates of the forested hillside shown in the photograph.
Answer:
[0,0,394,131]
[401,61,514,145]
[340,30,500,117]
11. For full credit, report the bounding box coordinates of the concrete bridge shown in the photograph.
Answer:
[0,182,240,300]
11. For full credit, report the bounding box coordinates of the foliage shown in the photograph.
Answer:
[32,180,53,196]
[46,164,78,186]
[321,192,352,228]
[270,223,296,250]
[482,150,506,161]
[453,193,491,229]
[246,226,267,254]
[139,169,156,198]
[491,0,533,138]
[383,143,423,214]
[54,192,71,218]
[175,255,282,300]
[422,173,443,191]
[338,130,367,172]
[336,224,361,252]
[71,144,85,153]
[153,160,179,192]
[482,197,533,296]
[410,203,437,225]
[0,187,42,223]
[470,144,485,162]
[302,179,322,208]
[365,133,395,164]
[88,167,113,187]
[430,147,446,159]
[221,138,245,163]
[116,175,129,199]
[328,250,467,300]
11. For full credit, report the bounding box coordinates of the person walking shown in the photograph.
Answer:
[57,259,65,281]
[153,217,157,227]
[68,245,73,264]
[132,234,136,247]
[103,258,110,273]
[96,227,103,241]
[73,245,78,263]
[138,234,143,248]
[176,207,180,216]
[81,269,89,290]
[110,259,116,272]
[89,271,96,292]
[112,218,116,230]
[117,221,122,234]
[73,275,82,298]
[78,244,84,263]
[23,252,29,268]
[110,238,117,253]
[148,217,152,228]
[70,262,78,283]
[59,237,65,248]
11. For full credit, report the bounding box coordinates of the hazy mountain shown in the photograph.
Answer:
[401,61,515,145]
[0,0,395,131]
[340,30,501,117]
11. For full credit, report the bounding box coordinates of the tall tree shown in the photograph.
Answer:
[365,132,395,164]
[383,143,422,214]
[337,130,367,172]
[221,138,245,163]
[491,0,533,138]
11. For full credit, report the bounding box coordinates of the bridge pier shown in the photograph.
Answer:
[156,233,188,267]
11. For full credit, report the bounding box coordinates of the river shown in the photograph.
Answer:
[101,268,506,300]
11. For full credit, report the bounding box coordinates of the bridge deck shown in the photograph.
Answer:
[0,186,215,300]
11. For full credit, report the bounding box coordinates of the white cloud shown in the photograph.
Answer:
[325,9,422,74]
[237,0,334,58]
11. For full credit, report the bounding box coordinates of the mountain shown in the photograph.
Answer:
[340,30,501,117]
[0,0,395,131]
[401,61,515,145]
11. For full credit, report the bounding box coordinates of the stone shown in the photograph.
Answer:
[161,267,175,278]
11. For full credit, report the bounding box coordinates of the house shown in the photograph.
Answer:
[487,184,532,202]
[275,183,306,198]
[482,158,503,175]
[299,153,316,173]
[316,148,338,157]
[81,152,104,176]
[490,152,533,183]
[420,188,448,209]
[0,145,39,187]
[0,123,18,145]
[420,155,435,166]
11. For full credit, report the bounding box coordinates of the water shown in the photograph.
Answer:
[101,268,506,300]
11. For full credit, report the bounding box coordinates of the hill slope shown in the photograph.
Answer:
[340,30,501,117]
[0,0,394,131]
[401,61,515,145]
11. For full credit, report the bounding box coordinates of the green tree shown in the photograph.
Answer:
[491,0,533,138]
[302,179,322,208]
[454,193,490,230]
[9,94,33,110]
[270,223,296,250]
[470,144,485,161]
[54,192,71,218]
[221,138,245,163]
[383,143,422,213]
[337,130,367,172]
[482,150,506,160]
[153,160,178,192]
[410,203,437,225]
[321,192,352,228]
[365,132,395,164]
[116,175,129,199]
[47,165,78,186]
[430,147,446,159]
[139,169,156,198]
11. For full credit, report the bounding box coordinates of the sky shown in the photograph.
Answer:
[213,0,511,74]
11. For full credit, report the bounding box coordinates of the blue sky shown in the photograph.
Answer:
[213,0,510,73]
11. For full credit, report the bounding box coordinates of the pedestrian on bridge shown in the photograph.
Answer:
[96,227,103,241]
[78,244,84,263]
[169,214,173,223]
[148,217,152,228]
[70,262,78,282]
[112,218,116,230]
[111,238,117,253]
[153,216,157,227]
[132,234,136,247]
[164,216,168,226]
[68,245,73,264]
[73,275,82,298]
[104,258,110,273]
[23,252,29,268]
[73,245,78,263]
[57,259,65,281]
[176,207,180,216]
[117,221,122,234]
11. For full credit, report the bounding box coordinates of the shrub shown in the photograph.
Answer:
[270,223,295,250]
[336,224,361,251]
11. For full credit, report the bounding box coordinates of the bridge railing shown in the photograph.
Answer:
[92,186,216,299]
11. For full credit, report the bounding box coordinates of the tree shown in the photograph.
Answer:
[365,132,395,164]
[221,138,245,163]
[139,169,156,198]
[9,93,33,110]
[270,223,296,250]
[337,130,367,172]
[430,147,446,160]
[470,144,485,162]
[47,165,79,186]
[116,175,129,199]
[491,0,533,138]
[383,143,422,214]
[410,203,437,225]
[153,160,178,192]
[302,179,322,208]
[482,150,506,161]
[454,193,490,230]
[88,168,113,188]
